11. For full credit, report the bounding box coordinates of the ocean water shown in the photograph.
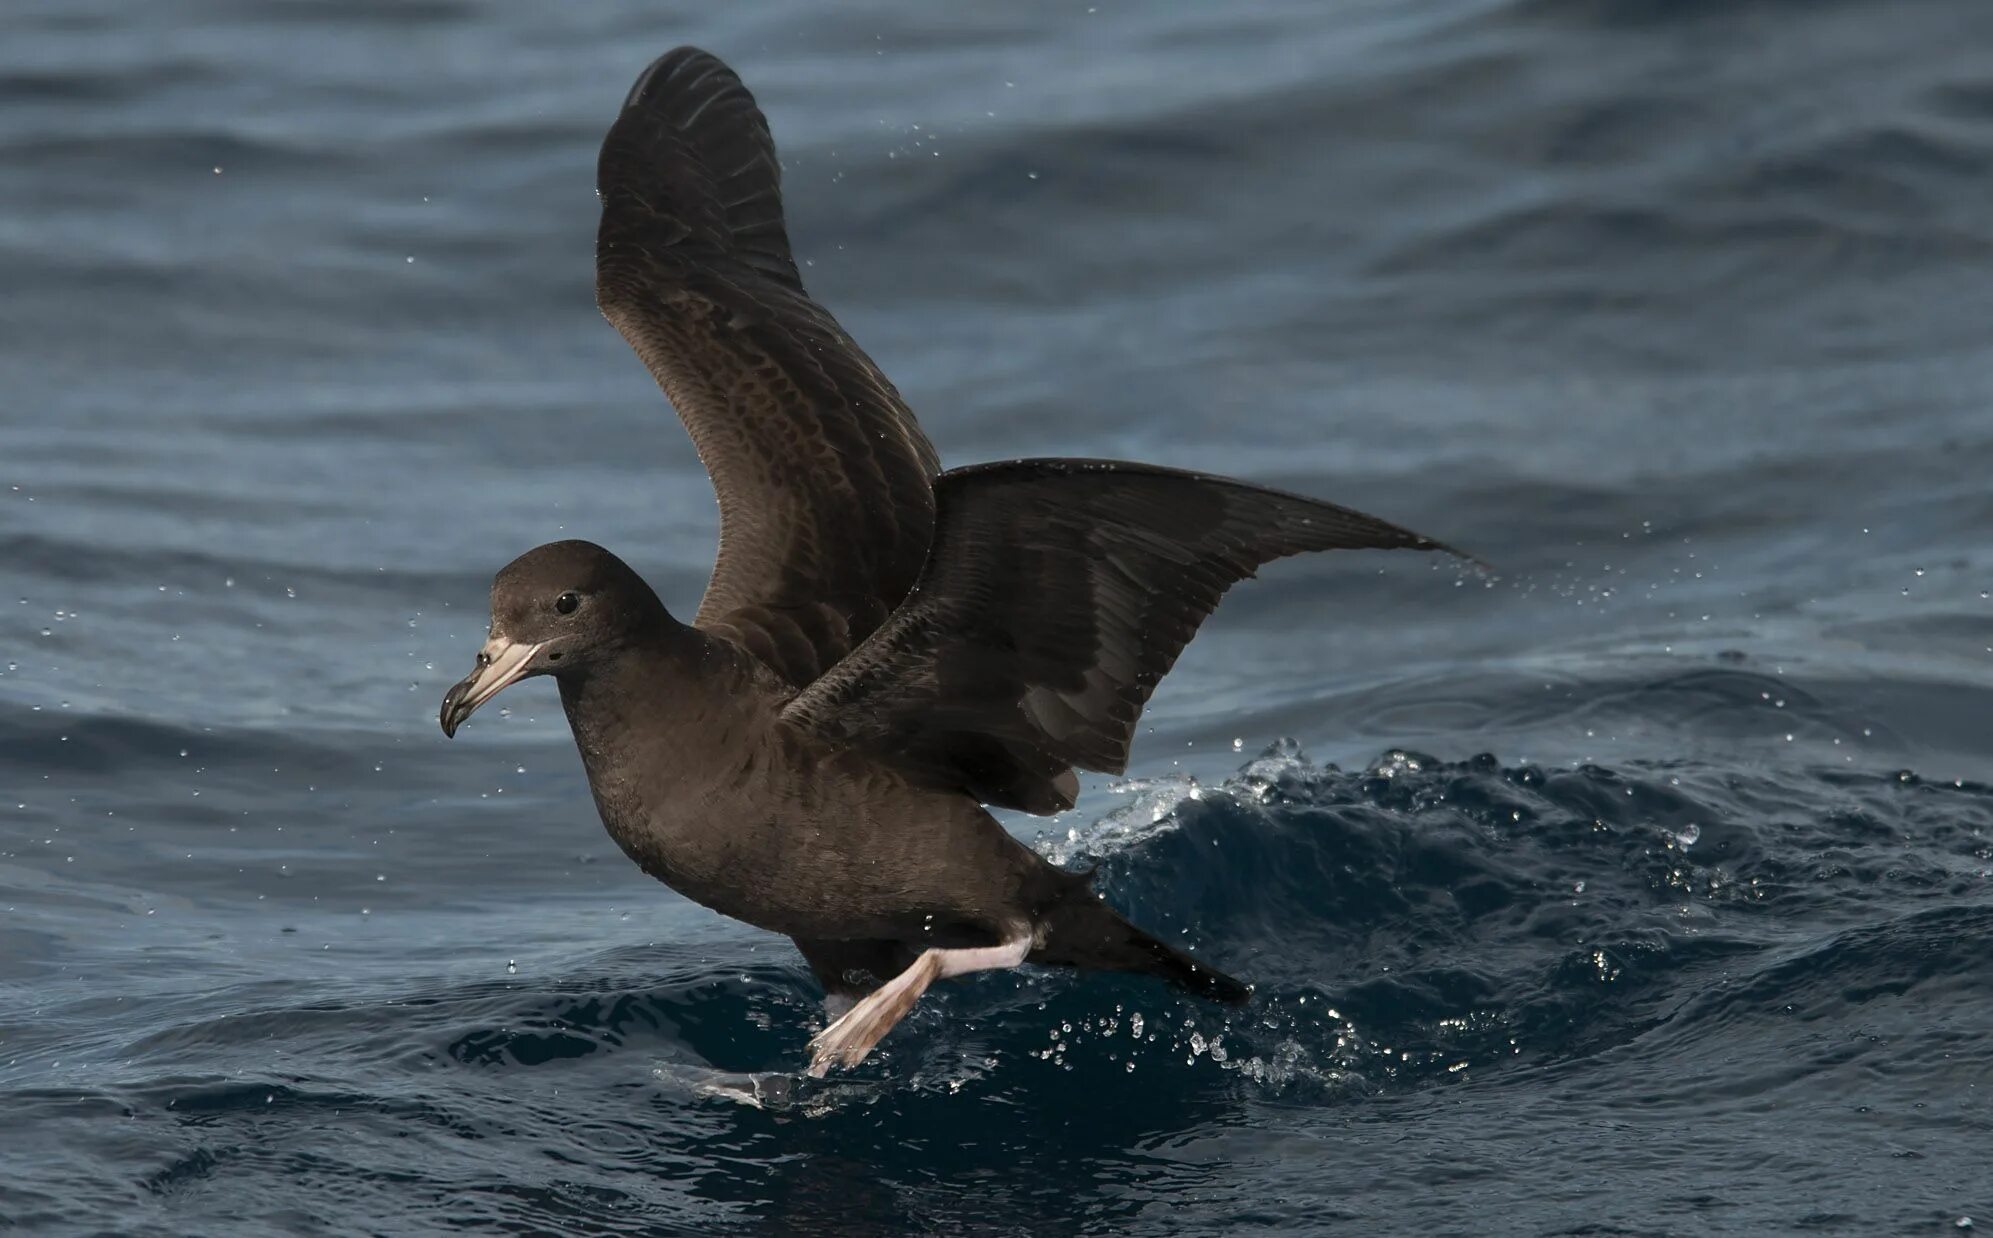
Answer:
[3,0,1991,1233]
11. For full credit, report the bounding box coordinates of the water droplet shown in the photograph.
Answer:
[506,959,517,974]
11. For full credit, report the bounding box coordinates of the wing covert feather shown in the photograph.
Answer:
[782,459,1466,813]
[596,47,940,684]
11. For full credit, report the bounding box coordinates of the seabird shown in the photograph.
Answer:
[440,47,1465,1076]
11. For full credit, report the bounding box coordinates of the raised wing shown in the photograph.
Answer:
[596,48,941,685]
[782,459,1467,814]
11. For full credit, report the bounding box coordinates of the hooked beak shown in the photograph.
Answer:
[440,637,546,737]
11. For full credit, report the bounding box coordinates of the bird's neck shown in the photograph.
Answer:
[555,623,776,792]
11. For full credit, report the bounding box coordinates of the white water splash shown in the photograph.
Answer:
[1037,738,1323,865]
[1037,772,1201,866]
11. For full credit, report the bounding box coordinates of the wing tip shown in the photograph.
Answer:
[1412,534,1495,576]
[621,46,731,114]
[598,45,804,290]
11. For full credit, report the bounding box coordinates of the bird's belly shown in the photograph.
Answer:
[597,804,892,938]
[597,792,1028,943]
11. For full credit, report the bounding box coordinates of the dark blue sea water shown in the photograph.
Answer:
[4,1,1991,1233]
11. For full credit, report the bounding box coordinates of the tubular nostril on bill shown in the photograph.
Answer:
[476,651,492,668]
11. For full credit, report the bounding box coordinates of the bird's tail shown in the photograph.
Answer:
[1033,892,1249,1005]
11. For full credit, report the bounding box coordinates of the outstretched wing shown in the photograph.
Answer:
[782,459,1468,814]
[596,48,941,685]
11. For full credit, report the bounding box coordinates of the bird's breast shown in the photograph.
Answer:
[569,721,831,930]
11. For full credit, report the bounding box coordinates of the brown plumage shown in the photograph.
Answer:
[440,47,1469,1076]
[595,49,939,686]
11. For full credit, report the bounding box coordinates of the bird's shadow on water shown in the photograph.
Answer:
[650,981,1255,1237]
[424,980,1219,1231]
[417,941,1257,1230]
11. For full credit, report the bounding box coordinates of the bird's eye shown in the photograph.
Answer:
[555,591,581,615]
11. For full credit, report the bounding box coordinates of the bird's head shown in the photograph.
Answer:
[439,539,664,737]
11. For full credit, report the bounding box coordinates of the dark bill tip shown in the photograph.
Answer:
[439,679,471,738]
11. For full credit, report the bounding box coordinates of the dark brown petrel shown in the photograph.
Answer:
[440,47,1467,1076]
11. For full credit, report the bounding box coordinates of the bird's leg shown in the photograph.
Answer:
[793,937,907,1027]
[806,936,1032,1076]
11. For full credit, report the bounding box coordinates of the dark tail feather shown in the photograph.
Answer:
[1035,896,1250,1005]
